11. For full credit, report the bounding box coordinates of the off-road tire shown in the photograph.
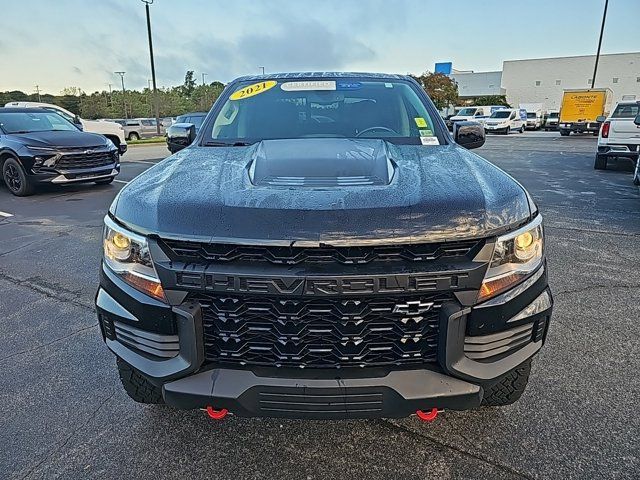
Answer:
[594,154,608,170]
[117,357,164,404]
[481,359,531,407]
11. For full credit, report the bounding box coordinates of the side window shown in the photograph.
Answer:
[510,112,516,120]
[126,120,139,126]
[141,119,153,126]
[44,107,74,123]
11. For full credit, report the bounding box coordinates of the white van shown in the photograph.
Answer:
[519,103,544,130]
[449,106,499,126]
[484,109,526,134]
[4,101,127,154]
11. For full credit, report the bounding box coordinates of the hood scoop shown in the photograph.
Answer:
[248,138,395,187]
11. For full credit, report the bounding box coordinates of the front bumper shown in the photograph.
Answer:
[30,164,120,184]
[96,258,553,418]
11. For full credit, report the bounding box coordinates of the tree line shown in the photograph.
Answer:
[0,70,509,120]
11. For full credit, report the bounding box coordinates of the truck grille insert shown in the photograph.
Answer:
[193,292,452,368]
[161,239,482,266]
[56,150,116,170]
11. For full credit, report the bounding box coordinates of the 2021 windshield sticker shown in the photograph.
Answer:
[230,80,277,100]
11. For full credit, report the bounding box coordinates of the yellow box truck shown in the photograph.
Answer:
[558,89,613,136]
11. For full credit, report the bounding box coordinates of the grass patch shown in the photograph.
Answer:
[128,136,166,145]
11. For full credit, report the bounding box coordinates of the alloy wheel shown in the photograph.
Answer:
[4,164,22,192]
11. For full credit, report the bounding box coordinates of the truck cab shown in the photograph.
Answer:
[594,100,640,171]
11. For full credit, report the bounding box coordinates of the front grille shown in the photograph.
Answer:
[194,292,452,368]
[56,150,115,170]
[160,239,481,266]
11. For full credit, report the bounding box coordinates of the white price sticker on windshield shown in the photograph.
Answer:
[420,136,440,145]
[281,81,336,91]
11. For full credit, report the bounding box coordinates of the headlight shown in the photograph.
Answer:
[103,216,165,302]
[478,215,544,302]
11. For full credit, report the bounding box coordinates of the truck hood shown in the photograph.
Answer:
[12,130,109,149]
[112,138,532,244]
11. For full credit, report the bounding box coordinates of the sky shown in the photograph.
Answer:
[1,0,638,95]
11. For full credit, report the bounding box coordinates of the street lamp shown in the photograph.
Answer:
[114,71,127,118]
[142,0,161,134]
[591,0,609,89]
[202,73,207,85]
[259,66,265,75]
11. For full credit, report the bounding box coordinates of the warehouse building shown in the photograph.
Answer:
[501,52,640,110]
[438,51,640,111]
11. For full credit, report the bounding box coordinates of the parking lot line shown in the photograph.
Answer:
[113,179,129,184]
[0,211,14,217]
[122,160,160,165]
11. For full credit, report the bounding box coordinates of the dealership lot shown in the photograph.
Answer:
[0,133,638,479]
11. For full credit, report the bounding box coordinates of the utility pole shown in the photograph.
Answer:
[115,71,127,118]
[202,72,207,85]
[142,0,161,134]
[34,85,41,102]
[591,0,608,89]
[148,79,153,116]
[259,66,265,75]
[108,83,113,107]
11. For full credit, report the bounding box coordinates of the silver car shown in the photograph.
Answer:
[123,118,165,140]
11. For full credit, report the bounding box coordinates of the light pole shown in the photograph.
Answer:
[259,66,265,75]
[202,73,207,85]
[114,72,127,118]
[142,0,161,134]
[591,0,608,89]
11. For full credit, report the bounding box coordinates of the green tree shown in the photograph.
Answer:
[473,95,510,107]
[182,71,196,97]
[411,72,459,110]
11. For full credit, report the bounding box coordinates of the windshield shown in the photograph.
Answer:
[457,108,477,116]
[548,112,559,119]
[526,112,536,119]
[0,111,78,133]
[491,111,511,119]
[611,104,640,119]
[207,79,438,144]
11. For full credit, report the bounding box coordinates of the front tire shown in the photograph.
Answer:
[2,157,35,196]
[504,127,510,135]
[559,129,570,136]
[520,125,525,134]
[128,132,140,141]
[481,359,531,407]
[594,154,608,170]
[117,358,163,404]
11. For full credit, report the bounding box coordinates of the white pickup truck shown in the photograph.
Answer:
[594,100,640,184]
[4,101,127,154]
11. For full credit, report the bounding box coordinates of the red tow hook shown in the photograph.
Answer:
[205,406,228,420]
[416,408,440,422]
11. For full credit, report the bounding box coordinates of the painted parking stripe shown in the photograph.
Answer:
[113,179,129,184]
[0,211,14,218]
[122,159,161,165]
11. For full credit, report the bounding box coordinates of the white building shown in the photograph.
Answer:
[450,71,504,98]
[501,52,640,110]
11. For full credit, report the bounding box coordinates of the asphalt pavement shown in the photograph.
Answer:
[0,133,638,479]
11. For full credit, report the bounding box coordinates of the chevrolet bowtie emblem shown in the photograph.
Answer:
[393,300,434,314]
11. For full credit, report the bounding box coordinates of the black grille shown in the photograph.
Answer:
[161,239,481,266]
[56,150,116,170]
[194,292,451,368]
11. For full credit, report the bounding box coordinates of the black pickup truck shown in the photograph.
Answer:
[97,72,552,420]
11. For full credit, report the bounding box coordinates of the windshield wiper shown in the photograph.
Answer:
[204,140,253,147]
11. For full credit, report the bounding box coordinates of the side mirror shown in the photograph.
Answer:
[634,114,640,126]
[454,121,485,149]
[596,115,606,123]
[166,123,196,152]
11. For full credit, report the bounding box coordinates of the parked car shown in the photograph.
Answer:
[484,109,526,134]
[544,111,559,131]
[449,106,499,127]
[97,72,552,421]
[166,111,207,153]
[594,100,640,172]
[558,89,613,136]
[4,101,127,154]
[123,118,165,140]
[0,108,120,196]
[519,103,544,130]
